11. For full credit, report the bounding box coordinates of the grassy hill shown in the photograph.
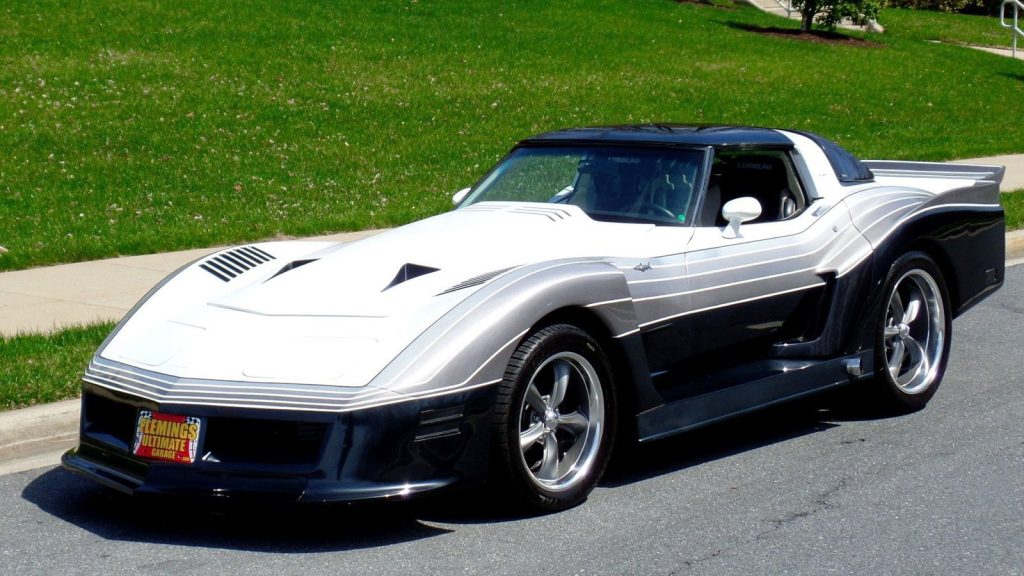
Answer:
[2,0,1022,271]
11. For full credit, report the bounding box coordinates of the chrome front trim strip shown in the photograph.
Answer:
[84,357,495,413]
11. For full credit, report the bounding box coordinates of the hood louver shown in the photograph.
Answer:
[200,246,276,282]
[437,267,515,296]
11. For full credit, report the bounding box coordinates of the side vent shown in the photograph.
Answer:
[383,263,439,291]
[437,267,514,296]
[200,246,276,282]
[414,406,464,442]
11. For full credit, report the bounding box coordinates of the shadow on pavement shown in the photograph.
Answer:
[600,392,840,488]
[22,384,893,541]
[21,467,452,552]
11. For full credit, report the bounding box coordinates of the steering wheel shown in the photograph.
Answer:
[636,202,676,220]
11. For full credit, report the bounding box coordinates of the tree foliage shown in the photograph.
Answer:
[790,0,884,31]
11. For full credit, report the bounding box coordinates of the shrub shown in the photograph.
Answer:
[791,0,884,31]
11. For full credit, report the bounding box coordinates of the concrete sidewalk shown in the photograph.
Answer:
[952,154,1024,191]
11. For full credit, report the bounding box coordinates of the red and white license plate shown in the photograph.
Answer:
[132,410,203,464]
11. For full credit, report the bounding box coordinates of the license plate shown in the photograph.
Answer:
[132,410,203,464]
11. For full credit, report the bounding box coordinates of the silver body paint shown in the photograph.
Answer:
[86,136,1005,418]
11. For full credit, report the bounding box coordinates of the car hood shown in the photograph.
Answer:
[209,202,655,317]
[101,202,680,388]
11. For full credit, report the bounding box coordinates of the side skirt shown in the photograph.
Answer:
[635,350,874,442]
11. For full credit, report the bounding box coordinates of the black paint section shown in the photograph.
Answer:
[63,382,498,503]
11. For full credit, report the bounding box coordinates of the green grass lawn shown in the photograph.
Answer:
[881,6,1016,47]
[1002,189,1024,230]
[0,323,112,410]
[1,1,1023,271]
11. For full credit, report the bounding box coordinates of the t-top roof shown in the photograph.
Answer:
[521,124,794,148]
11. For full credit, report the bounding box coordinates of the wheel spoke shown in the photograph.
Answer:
[903,295,922,324]
[520,422,545,450]
[897,335,928,387]
[904,335,925,369]
[889,290,905,324]
[557,436,586,479]
[557,411,589,437]
[538,433,559,480]
[525,383,546,414]
[550,360,570,409]
[883,325,900,338]
[888,338,906,378]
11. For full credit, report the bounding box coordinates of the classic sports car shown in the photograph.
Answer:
[64,125,1005,511]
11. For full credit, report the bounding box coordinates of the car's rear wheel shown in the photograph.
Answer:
[871,252,952,412]
[492,324,616,512]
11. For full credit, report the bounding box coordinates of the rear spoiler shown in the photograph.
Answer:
[863,160,1005,204]
[863,160,1005,187]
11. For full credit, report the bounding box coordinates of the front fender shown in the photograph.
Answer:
[368,259,642,401]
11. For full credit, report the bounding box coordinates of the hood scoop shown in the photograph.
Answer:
[200,246,276,282]
[383,263,439,291]
[266,258,318,282]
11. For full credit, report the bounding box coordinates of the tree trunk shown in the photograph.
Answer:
[800,2,816,32]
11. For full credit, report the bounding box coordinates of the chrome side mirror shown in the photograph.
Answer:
[452,187,471,206]
[721,197,761,239]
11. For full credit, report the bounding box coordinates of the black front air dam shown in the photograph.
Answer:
[63,383,497,503]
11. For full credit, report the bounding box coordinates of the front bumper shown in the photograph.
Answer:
[63,381,497,503]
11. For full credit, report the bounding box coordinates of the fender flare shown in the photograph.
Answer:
[368,259,657,409]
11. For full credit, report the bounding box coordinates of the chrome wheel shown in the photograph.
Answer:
[516,351,605,493]
[882,269,945,395]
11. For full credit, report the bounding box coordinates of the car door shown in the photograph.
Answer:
[680,149,840,361]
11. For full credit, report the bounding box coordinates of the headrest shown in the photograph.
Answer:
[577,157,617,175]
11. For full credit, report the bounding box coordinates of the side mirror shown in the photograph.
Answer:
[452,187,471,206]
[721,197,761,239]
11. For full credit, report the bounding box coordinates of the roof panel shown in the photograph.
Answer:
[521,124,794,147]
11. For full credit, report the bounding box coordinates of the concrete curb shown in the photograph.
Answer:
[0,398,79,476]
[2,229,1023,477]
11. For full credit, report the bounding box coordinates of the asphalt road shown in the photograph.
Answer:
[2,267,1022,576]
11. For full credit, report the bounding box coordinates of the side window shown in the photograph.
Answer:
[699,149,807,226]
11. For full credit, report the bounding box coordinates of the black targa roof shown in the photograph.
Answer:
[520,124,794,148]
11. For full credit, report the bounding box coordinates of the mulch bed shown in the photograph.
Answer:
[732,23,881,47]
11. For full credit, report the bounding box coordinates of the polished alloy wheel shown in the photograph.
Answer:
[883,269,945,395]
[516,351,604,492]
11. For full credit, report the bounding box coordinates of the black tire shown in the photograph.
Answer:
[491,324,617,512]
[870,251,952,412]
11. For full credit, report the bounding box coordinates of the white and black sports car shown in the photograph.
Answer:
[64,125,1005,511]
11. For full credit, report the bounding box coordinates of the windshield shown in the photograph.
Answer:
[461,145,705,225]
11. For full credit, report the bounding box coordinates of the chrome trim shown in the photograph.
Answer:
[84,357,502,413]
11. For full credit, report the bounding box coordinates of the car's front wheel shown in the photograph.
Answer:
[491,324,616,512]
[871,251,952,412]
